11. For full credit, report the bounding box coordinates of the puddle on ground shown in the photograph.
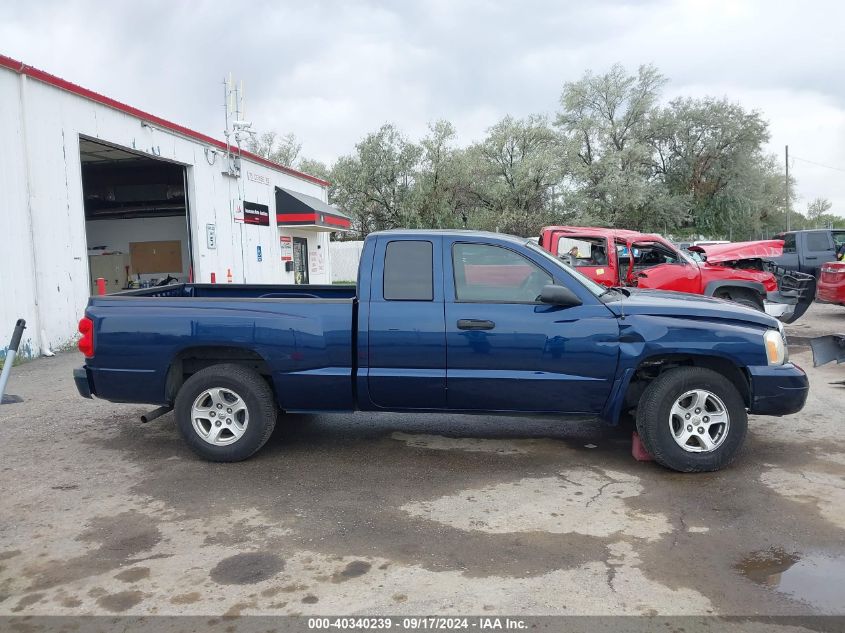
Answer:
[736,548,845,614]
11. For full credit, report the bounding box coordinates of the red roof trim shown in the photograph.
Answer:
[0,54,330,187]
[323,215,351,227]
[277,212,351,229]
[277,213,316,222]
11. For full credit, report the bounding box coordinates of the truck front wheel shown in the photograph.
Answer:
[635,367,747,472]
[174,364,277,462]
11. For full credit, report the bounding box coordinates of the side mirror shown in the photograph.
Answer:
[540,284,582,307]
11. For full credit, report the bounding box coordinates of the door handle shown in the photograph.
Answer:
[805,256,818,260]
[457,319,495,331]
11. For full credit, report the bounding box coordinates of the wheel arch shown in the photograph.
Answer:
[165,345,272,404]
[614,353,751,424]
[703,280,766,298]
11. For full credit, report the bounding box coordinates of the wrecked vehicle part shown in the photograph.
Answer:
[691,242,815,324]
[810,334,845,367]
[688,240,785,264]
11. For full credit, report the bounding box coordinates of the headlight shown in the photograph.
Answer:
[764,329,787,365]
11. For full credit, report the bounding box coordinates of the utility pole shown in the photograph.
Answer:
[785,145,790,231]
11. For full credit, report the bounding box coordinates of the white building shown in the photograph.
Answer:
[0,55,349,359]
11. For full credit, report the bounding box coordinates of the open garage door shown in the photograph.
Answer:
[79,137,192,293]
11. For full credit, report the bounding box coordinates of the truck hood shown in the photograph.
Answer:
[689,240,784,263]
[605,288,778,329]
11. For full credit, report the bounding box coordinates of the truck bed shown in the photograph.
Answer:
[83,283,357,410]
[113,283,357,300]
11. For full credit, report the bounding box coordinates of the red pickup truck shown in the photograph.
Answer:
[539,226,811,322]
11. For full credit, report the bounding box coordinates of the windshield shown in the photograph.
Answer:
[525,240,608,297]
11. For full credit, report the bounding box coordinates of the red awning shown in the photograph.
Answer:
[275,187,350,231]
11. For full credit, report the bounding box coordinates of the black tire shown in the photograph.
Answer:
[174,364,277,462]
[635,367,747,473]
[716,289,764,312]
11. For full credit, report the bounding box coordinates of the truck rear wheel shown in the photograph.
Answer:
[174,364,277,462]
[635,367,747,472]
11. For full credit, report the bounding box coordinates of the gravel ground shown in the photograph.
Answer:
[0,303,842,622]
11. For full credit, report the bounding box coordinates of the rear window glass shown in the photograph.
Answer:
[781,233,796,253]
[384,241,433,301]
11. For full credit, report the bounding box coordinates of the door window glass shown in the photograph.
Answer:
[452,243,551,302]
[806,232,832,252]
[556,237,608,267]
[384,241,433,301]
[630,242,681,270]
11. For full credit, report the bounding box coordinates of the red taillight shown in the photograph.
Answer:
[78,317,94,357]
[821,264,845,275]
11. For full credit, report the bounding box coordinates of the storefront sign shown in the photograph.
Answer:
[309,250,325,275]
[206,223,217,249]
[247,171,271,185]
[243,201,270,226]
[279,235,292,261]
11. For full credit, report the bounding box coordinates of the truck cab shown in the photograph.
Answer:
[770,229,845,276]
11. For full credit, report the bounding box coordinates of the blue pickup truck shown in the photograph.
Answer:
[74,230,809,472]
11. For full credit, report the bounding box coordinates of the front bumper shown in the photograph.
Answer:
[73,367,93,399]
[747,363,809,416]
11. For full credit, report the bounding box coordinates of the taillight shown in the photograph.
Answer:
[821,264,845,275]
[78,317,94,357]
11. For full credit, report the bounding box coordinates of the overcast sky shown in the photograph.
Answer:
[4,0,845,216]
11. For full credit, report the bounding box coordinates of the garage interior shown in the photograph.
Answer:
[80,137,191,293]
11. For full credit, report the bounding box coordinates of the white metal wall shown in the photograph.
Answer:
[0,67,331,358]
[330,241,364,283]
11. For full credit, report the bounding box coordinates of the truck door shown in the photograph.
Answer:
[801,231,836,274]
[367,236,447,409]
[628,240,700,293]
[557,235,616,287]
[444,239,619,413]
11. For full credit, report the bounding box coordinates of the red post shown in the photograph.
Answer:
[210,272,216,284]
[96,278,106,295]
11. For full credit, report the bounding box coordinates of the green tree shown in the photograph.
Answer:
[297,157,330,182]
[247,131,302,167]
[329,124,421,237]
[556,63,670,230]
[651,97,775,237]
[466,115,563,235]
[806,197,833,222]
[412,120,467,228]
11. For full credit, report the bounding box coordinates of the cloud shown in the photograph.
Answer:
[2,0,844,215]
